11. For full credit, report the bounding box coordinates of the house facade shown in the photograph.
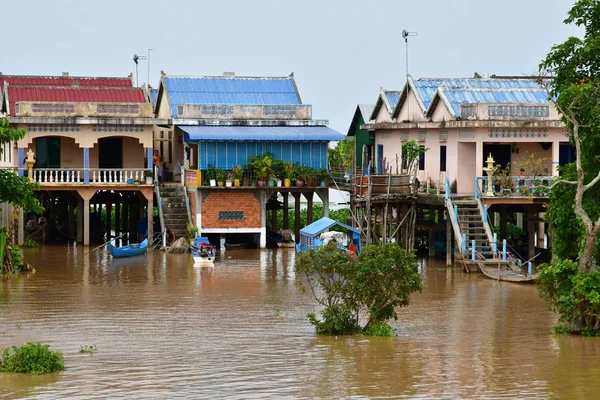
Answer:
[365,76,570,194]
[153,72,345,247]
[0,73,164,245]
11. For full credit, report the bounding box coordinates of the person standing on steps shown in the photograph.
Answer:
[153,150,164,184]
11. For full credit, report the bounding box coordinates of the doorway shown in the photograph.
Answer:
[482,144,511,173]
[35,137,61,168]
[99,138,123,169]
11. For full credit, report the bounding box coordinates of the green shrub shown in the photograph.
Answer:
[0,343,65,374]
[537,259,600,334]
[22,239,39,248]
[307,305,359,335]
[363,322,396,337]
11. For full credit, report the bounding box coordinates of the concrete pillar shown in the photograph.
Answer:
[271,208,277,232]
[77,198,83,243]
[527,208,535,259]
[282,192,289,230]
[115,201,121,241]
[552,141,560,176]
[306,192,314,225]
[446,212,452,266]
[320,189,329,219]
[516,212,523,229]
[84,199,90,246]
[259,190,267,248]
[537,212,545,249]
[293,192,301,242]
[17,208,24,245]
[68,202,75,240]
[147,198,154,242]
[500,206,507,240]
[428,229,436,257]
[475,141,484,179]
[83,148,90,184]
[105,203,112,239]
[122,202,129,243]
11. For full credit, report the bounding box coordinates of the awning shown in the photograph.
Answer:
[179,125,346,142]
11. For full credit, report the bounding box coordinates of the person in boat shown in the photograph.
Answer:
[347,241,358,257]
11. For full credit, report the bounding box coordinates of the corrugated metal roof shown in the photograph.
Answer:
[438,88,551,116]
[6,86,146,115]
[164,76,301,118]
[179,125,345,142]
[358,104,374,122]
[0,75,132,89]
[411,78,545,111]
[300,217,359,237]
[384,91,401,110]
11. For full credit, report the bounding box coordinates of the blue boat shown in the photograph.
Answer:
[108,238,149,258]
[295,217,361,256]
[192,236,216,265]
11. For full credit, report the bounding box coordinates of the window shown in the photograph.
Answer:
[440,145,447,172]
[418,145,425,171]
[35,137,61,168]
[159,130,164,139]
[219,211,244,221]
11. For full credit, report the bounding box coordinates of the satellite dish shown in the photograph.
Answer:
[133,54,139,64]
[402,30,408,39]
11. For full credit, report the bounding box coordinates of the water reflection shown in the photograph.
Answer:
[0,248,599,398]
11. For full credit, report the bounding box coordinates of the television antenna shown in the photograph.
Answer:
[401,30,418,119]
[133,53,146,87]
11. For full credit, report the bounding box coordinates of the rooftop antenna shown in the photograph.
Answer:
[133,53,146,87]
[147,48,154,88]
[402,29,418,120]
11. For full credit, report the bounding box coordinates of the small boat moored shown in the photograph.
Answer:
[108,238,149,258]
[295,217,361,256]
[192,236,216,265]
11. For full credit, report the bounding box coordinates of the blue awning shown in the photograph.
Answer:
[180,125,345,142]
[300,217,360,237]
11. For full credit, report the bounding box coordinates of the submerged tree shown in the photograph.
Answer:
[537,0,600,334]
[295,243,423,336]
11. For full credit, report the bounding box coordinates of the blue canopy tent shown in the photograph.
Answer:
[295,217,361,255]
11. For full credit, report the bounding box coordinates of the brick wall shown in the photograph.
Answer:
[201,191,261,229]
[188,191,196,225]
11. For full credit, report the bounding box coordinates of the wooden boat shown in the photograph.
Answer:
[477,260,538,283]
[295,217,361,256]
[224,242,250,250]
[108,238,148,258]
[192,237,215,265]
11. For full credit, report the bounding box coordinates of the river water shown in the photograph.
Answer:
[1,246,599,399]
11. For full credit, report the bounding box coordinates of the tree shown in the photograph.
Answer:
[328,138,354,170]
[540,0,600,273]
[295,243,423,336]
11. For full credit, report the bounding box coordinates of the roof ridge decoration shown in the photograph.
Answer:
[161,74,295,80]
[6,85,144,90]
[0,74,132,80]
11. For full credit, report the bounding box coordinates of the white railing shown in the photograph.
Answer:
[31,168,84,183]
[89,168,149,183]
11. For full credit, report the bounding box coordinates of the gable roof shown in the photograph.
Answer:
[157,74,302,118]
[0,75,132,89]
[3,85,146,115]
[392,76,547,118]
[347,104,374,136]
[369,89,401,120]
[426,87,551,117]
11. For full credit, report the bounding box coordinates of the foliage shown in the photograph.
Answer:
[537,259,600,334]
[283,161,295,180]
[22,239,39,248]
[185,224,198,240]
[294,164,312,182]
[317,168,330,184]
[506,222,525,244]
[1,244,26,274]
[0,119,43,213]
[79,345,97,354]
[401,141,428,175]
[0,343,65,374]
[205,165,216,181]
[231,165,244,180]
[295,243,423,336]
[248,153,274,181]
[215,168,227,183]
[275,204,351,232]
[328,138,354,169]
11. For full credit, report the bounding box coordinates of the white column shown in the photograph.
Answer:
[552,141,560,176]
[475,140,484,178]
[537,212,546,248]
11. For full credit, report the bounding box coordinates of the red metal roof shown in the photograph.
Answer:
[6,86,146,115]
[0,75,132,89]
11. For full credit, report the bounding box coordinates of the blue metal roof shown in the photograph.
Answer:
[411,78,545,111]
[300,217,360,237]
[180,125,345,142]
[440,88,551,116]
[164,76,301,118]
[385,91,401,110]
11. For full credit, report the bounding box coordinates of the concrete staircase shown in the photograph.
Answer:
[158,183,191,240]
[454,199,493,258]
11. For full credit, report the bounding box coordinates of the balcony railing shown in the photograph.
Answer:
[15,168,152,185]
[475,176,553,198]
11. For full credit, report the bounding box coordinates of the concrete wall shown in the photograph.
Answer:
[394,89,428,122]
[200,192,260,230]
[509,142,552,175]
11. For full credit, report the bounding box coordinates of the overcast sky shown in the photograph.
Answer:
[0,0,580,133]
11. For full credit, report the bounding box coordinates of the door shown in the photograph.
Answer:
[482,144,511,173]
[377,144,384,173]
[35,137,61,168]
[99,138,123,169]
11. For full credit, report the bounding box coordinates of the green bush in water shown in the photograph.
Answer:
[0,343,65,374]
[308,304,359,335]
[363,322,396,337]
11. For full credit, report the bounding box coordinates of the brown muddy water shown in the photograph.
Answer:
[1,245,600,399]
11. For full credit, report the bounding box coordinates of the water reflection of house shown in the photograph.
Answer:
[153,72,345,247]
[0,72,167,244]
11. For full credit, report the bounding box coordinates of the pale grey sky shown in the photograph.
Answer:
[0,0,580,133]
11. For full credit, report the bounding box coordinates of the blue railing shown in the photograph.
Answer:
[474,176,553,197]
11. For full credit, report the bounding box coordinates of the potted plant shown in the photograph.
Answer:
[306,167,319,187]
[144,170,154,185]
[215,168,227,187]
[231,165,244,187]
[225,171,233,187]
[248,153,273,187]
[295,164,308,187]
[205,165,217,187]
[283,161,295,187]
[317,168,330,187]
[186,223,199,245]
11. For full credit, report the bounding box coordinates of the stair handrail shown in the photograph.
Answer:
[445,197,464,255]
[154,182,167,246]
[474,189,496,254]
[181,170,193,227]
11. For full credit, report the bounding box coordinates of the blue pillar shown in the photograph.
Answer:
[462,234,467,254]
[83,148,90,184]
[147,147,153,170]
[502,239,507,261]
[18,148,24,176]
[484,205,488,221]
[471,239,476,261]
[453,205,458,223]
[492,233,497,253]
[528,262,532,275]
[474,178,478,198]
[445,176,449,199]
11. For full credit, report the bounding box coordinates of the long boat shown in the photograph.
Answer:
[295,217,361,256]
[477,260,538,283]
[108,238,149,258]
